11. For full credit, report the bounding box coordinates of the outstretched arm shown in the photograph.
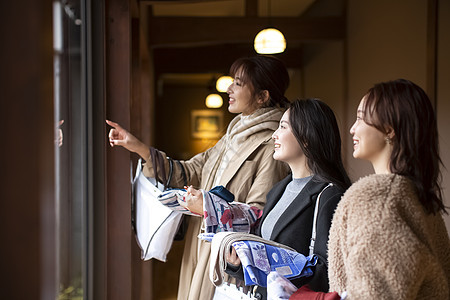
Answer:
[106,119,150,160]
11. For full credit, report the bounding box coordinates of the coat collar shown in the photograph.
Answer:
[218,132,273,186]
[258,175,329,240]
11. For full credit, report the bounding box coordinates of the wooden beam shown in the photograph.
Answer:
[245,0,258,17]
[148,16,345,47]
[153,44,303,74]
[140,0,229,3]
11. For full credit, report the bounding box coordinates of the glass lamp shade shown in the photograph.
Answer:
[254,28,286,54]
[216,76,233,93]
[205,93,223,108]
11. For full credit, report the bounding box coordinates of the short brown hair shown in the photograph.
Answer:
[229,55,290,109]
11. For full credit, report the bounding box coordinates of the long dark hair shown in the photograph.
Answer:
[363,79,446,214]
[288,98,351,190]
[229,55,290,109]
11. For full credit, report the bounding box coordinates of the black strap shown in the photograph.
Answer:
[166,157,173,190]
[150,147,162,185]
[173,160,188,241]
[150,147,188,190]
[176,160,188,187]
[150,147,170,189]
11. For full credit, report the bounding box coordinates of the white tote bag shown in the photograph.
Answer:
[132,159,183,262]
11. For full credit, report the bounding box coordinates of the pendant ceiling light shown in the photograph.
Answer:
[254,28,286,54]
[205,93,223,108]
[216,75,233,93]
[254,0,286,54]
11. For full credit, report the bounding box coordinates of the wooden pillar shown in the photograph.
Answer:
[130,9,154,300]
[427,0,438,108]
[0,0,55,299]
[104,0,133,299]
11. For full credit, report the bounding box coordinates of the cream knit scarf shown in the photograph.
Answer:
[213,107,284,186]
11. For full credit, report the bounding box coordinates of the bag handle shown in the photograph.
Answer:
[149,147,187,190]
[309,183,333,257]
[176,160,188,187]
[149,147,177,191]
[166,158,173,189]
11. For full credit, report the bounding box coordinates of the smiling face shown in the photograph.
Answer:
[226,68,259,115]
[272,109,305,167]
[350,97,392,172]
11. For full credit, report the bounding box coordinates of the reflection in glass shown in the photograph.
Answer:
[53,1,85,299]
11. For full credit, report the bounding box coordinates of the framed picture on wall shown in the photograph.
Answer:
[191,109,224,139]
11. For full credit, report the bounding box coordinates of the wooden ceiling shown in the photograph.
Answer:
[139,0,345,81]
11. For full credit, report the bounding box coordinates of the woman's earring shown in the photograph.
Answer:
[385,136,392,145]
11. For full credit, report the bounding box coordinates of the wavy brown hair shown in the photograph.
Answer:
[363,79,446,214]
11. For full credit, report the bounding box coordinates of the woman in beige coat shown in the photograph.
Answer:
[287,79,450,299]
[107,56,291,300]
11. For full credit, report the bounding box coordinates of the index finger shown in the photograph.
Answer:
[106,119,123,130]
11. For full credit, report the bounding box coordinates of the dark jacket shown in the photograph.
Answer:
[226,175,345,299]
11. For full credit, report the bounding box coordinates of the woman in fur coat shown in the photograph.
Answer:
[288,79,450,299]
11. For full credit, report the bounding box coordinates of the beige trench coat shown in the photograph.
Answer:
[144,128,289,300]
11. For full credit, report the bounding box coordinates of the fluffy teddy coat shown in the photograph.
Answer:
[328,174,450,299]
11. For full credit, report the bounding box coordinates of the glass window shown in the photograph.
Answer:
[53,1,87,299]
